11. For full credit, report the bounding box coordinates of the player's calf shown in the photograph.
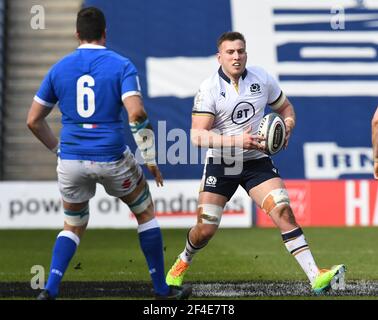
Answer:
[124,182,171,296]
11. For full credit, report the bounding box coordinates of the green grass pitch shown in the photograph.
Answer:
[1,227,377,299]
[0,227,377,282]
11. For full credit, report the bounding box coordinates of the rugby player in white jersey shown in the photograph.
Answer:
[166,31,345,294]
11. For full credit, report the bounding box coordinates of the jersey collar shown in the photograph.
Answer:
[218,67,248,84]
[77,44,106,49]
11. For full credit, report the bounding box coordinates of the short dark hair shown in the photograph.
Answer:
[217,31,246,49]
[76,7,106,41]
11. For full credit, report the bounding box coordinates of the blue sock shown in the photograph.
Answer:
[138,220,169,296]
[45,231,79,297]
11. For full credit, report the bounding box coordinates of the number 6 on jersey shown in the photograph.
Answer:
[77,75,95,118]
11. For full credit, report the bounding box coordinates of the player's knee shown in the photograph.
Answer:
[195,223,217,242]
[197,204,223,226]
[275,204,297,224]
[128,183,153,215]
[261,188,290,215]
[190,223,218,242]
[64,205,89,227]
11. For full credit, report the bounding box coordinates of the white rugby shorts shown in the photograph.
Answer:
[57,149,143,203]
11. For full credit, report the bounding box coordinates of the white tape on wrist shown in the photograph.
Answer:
[146,159,157,166]
[130,119,157,164]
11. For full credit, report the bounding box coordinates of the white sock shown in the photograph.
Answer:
[282,228,319,284]
[179,230,207,264]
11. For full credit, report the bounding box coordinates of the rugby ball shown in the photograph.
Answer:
[257,113,286,155]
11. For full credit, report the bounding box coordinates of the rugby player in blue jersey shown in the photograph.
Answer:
[27,6,191,300]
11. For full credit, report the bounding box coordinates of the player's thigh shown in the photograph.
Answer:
[100,150,144,200]
[200,157,240,201]
[198,158,239,228]
[198,191,228,207]
[119,177,150,209]
[99,150,153,221]
[248,177,286,207]
[57,158,96,203]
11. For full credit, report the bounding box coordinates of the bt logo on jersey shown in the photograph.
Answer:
[231,102,255,125]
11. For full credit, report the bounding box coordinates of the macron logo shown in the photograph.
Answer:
[149,268,156,274]
[51,269,63,277]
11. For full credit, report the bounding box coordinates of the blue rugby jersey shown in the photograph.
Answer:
[34,44,141,161]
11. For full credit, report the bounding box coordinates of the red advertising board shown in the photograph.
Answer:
[256,180,378,227]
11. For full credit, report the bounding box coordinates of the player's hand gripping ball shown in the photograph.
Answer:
[257,113,286,155]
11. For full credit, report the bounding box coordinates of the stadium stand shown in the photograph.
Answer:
[2,0,81,180]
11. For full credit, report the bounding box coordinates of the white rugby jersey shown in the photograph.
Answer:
[192,66,284,161]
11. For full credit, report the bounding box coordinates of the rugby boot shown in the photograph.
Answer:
[312,264,346,294]
[166,257,190,287]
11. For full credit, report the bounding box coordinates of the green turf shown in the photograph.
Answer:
[0,227,377,282]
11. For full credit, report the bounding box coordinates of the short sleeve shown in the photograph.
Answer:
[121,61,142,100]
[266,72,283,106]
[192,81,216,116]
[34,69,58,107]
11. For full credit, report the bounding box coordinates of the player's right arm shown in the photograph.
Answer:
[27,100,59,153]
[191,85,264,150]
[190,115,262,150]
[27,68,59,154]
[371,107,378,178]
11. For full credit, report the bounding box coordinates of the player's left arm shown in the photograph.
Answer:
[266,69,295,149]
[123,95,163,187]
[272,96,296,148]
[27,100,59,153]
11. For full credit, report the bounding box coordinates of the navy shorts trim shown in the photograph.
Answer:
[202,157,281,200]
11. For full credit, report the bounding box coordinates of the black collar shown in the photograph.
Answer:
[218,67,248,83]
